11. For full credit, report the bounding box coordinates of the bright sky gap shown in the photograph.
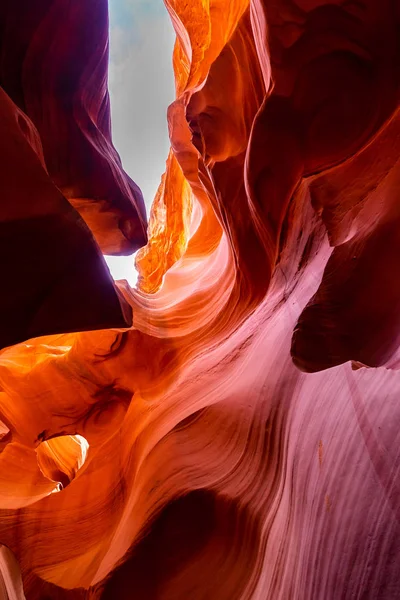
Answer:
[104,0,176,286]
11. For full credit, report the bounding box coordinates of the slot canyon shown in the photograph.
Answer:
[0,0,399,598]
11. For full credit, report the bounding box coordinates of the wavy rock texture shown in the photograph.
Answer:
[0,85,133,349]
[0,0,400,599]
[0,0,147,255]
[0,545,25,600]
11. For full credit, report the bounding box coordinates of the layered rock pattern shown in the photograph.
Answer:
[0,0,399,599]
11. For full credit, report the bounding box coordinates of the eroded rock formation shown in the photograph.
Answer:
[0,0,399,598]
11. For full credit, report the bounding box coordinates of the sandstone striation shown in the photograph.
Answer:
[0,0,399,598]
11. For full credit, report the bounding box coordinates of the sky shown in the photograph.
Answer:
[104,0,176,285]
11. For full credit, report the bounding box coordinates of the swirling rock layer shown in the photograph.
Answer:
[0,0,400,599]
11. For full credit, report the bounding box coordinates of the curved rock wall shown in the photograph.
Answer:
[0,0,399,598]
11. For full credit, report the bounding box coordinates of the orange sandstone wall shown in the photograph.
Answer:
[0,0,400,598]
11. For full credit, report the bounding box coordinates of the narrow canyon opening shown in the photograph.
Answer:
[103,0,176,287]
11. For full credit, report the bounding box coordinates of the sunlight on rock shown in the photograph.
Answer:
[0,0,400,598]
[36,434,89,491]
[0,545,25,600]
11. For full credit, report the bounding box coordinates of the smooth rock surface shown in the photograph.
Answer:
[0,0,399,599]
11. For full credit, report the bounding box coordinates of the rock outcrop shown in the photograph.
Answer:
[0,0,399,598]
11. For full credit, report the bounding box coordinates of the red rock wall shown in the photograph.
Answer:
[0,0,399,598]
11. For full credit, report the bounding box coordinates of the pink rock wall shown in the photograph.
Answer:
[0,0,399,598]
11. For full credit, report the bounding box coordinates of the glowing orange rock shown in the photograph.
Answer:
[0,545,25,600]
[0,0,400,598]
